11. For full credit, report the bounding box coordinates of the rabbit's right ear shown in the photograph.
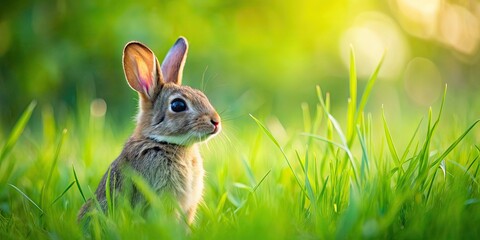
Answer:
[123,42,163,99]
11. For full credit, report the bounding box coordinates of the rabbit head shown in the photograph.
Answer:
[122,37,221,146]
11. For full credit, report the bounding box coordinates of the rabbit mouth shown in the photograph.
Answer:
[149,127,219,146]
[203,123,221,136]
[211,124,221,135]
[198,128,219,140]
[195,125,221,142]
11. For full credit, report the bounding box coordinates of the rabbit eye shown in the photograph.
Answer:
[170,98,187,112]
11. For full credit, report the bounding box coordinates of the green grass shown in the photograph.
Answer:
[1,50,479,239]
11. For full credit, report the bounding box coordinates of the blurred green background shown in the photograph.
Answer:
[1,0,479,129]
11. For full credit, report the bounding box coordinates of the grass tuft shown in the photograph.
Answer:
[1,51,479,239]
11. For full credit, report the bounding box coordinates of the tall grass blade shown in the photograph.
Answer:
[347,46,357,145]
[302,103,311,133]
[298,146,316,214]
[420,86,448,176]
[105,167,113,216]
[466,155,478,173]
[9,184,44,214]
[356,125,369,182]
[250,114,309,199]
[474,161,480,179]
[248,132,263,167]
[447,160,479,185]
[335,183,360,239]
[313,104,323,135]
[318,176,329,202]
[314,153,319,194]
[382,108,403,174]
[327,114,359,185]
[73,165,87,203]
[215,192,228,216]
[408,87,450,192]
[425,166,439,203]
[295,151,307,181]
[232,182,252,191]
[400,119,423,163]
[41,128,67,208]
[51,180,76,205]
[356,52,385,121]
[439,160,446,180]
[305,132,359,187]
[241,157,257,187]
[295,151,312,212]
[430,119,480,168]
[432,85,447,132]
[253,170,271,192]
[303,134,349,157]
[316,85,326,110]
[0,101,37,162]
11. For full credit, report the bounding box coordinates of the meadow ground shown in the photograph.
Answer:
[1,55,479,239]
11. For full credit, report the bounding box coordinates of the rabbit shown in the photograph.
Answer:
[78,37,221,225]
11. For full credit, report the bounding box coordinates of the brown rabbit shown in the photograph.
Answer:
[78,37,221,224]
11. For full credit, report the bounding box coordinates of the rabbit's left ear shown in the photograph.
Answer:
[161,37,188,85]
[123,42,163,99]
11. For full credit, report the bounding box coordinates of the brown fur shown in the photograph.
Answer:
[78,37,220,224]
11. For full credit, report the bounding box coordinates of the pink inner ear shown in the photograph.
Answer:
[134,56,153,96]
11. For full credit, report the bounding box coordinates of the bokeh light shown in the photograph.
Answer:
[439,3,479,55]
[403,57,443,106]
[392,0,480,57]
[340,12,409,80]
[393,0,441,39]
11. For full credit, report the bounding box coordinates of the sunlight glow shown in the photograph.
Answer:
[340,12,408,80]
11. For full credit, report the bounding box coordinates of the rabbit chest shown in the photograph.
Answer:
[128,140,204,212]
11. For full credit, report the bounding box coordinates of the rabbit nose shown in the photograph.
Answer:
[210,114,221,133]
[210,119,219,127]
[210,113,221,126]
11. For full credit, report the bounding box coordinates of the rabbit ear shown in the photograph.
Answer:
[123,42,163,99]
[161,37,188,85]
